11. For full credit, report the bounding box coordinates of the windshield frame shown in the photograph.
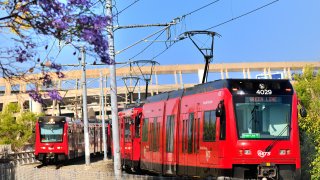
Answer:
[39,122,64,143]
[233,95,292,140]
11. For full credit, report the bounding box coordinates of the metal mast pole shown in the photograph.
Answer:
[100,71,107,160]
[145,80,149,99]
[106,0,122,177]
[75,79,79,119]
[81,47,90,165]
[138,80,141,103]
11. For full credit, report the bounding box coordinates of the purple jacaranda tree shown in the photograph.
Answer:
[28,90,45,104]
[0,0,111,103]
[47,89,63,101]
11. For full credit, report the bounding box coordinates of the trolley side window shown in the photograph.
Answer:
[151,117,160,152]
[220,113,226,140]
[203,110,216,141]
[166,115,175,152]
[152,119,156,151]
[188,113,194,154]
[142,118,149,142]
[135,113,141,138]
[125,117,131,142]
[182,119,186,153]
[40,123,64,143]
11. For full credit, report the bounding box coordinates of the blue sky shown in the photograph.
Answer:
[1,0,319,87]
[113,0,320,65]
[2,0,318,67]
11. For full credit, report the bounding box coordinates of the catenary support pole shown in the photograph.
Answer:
[145,80,149,99]
[138,80,141,103]
[106,0,122,177]
[81,47,90,166]
[100,71,107,160]
[75,79,79,119]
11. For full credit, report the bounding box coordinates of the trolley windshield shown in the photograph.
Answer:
[234,96,292,139]
[39,123,64,142]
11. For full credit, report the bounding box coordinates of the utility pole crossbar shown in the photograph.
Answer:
[114,23,174,30]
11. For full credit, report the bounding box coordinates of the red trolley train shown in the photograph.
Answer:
[118,79,305,179]
[34,116,110,164]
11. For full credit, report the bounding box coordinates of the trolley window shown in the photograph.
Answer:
[234,96,292,139]
[151,117,160,152]
[125,118,131,142]
[188,113,194,153]
[182,120,187,153]
[203,110,216,141]
[135,114,141,138]
[40,123,64,143]
[142,118,149,142]
[166,115,175,152]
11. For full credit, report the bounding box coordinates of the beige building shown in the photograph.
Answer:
[0,61,318,118]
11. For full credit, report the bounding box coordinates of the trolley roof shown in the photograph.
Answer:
[146,79,293,103]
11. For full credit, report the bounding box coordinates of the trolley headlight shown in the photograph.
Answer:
[40,147,46,149]
[236,90,245,95]
[239,149,251,155]
[57,146,62,150]
[279,149,290,155]
[286,150,291,155]
[244,149,251,155]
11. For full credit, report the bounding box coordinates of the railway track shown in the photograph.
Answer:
[14,155,162,180]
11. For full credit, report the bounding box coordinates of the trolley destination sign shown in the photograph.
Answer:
[241,133,261,139]
[245,97,282,103]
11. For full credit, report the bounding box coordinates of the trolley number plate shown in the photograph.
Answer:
[256,89,272,95]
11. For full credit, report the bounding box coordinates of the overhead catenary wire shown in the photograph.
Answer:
[152,41,177,60]
[115,25,171,55]
[115,0,280,73]
[123,0,222,61]
[114,0,142,17]
[128,27,167,60]
[182,0,221,17]
[152,0,280,60]
[205,0,279,30]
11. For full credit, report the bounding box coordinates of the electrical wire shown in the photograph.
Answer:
[112,0,120,25]
[116,25,170,55]
[128,27,167,60]
[41,39,57,65]
[153,0,280,60]
[205,0,279,30]
[114,0,142,16]
[118,0,279,65]
[120,0,221,61]
[151,41,177,60]
[183,0,221,17]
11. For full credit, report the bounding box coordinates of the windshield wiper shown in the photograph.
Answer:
[265,124,290,152]
[249,105,258,132]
